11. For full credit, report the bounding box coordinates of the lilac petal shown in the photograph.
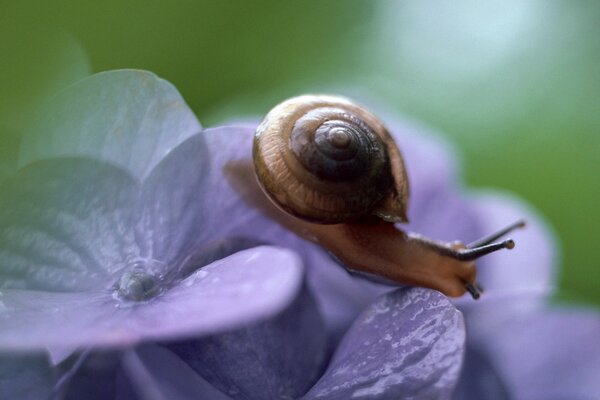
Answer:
[61,351,121,400]
[166,281,326,400]
[301,245,392,348]
[304,288,465,400]
[456,290,550,350]
[202,126,391,340]
[465,306,600,400]
[19,70,201,180]
[137,133,209,269]
[0,246,303,353]
[117,344,231,400]
[132,246,304,341]
[200,126,281,241]
[467,191,557,294]
[0,158,139,291]
[452,346,511,400]
[0,352,56,400]
[0,289,126,354]
[385,118,482,243]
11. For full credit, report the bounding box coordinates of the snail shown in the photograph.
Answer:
[253,95,524,299]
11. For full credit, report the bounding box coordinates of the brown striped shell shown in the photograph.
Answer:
[253,95,409,224]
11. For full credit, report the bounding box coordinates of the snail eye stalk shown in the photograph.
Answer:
[447,239,515,262]
[460,220,526,299]
[465,283,482,299]
[468,219,526,248]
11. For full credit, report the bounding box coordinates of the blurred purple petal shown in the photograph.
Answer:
[19,70,201,180]
[0,158,138,291]
[0,352,56,400]
[467,191,557,294]
[388,119,483,244]
[466,307,600,400]
[0,247,304,353]
[452,345,510,400]
[167,281,326,400]
[304,288,465,400]
[118,344,231,400]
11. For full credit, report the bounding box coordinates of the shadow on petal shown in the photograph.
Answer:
[166,281,327,400]
[117,344,231,400]
[0,351,56,400]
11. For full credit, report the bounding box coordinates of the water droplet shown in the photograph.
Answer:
[113,259,165,302]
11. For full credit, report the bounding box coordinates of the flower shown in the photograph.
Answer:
[0,70,463,399]
[0,70,598,400]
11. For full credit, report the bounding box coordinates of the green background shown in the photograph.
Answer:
[1,1,598,306]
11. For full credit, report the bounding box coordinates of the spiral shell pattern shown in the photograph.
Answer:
[253,95,409,224]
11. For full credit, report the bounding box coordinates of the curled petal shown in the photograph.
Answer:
[304,287,465,400]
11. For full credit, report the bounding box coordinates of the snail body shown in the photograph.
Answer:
[252,95,521,299]
[253,95,408,224]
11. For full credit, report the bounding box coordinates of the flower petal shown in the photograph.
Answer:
[61,350,121,400]
[304,287,465,400]
[0,352,56,400]
[452,345,511,400]
[465,307,600,400]
[117,344,231,400]
[166,280,326,400]
[137,133,210,270]
[388,119,483,243]
[0,246,304,353]
[19,70,201,180]
[467,191,557,294]
[0,158,139,291]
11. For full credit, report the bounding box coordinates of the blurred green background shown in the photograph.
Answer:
[1,1,598,306]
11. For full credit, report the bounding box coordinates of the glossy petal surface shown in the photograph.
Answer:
[304,288,465,400]
[0,247,304,353]
[19,70,201,180]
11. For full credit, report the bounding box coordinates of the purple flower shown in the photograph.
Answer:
[0,70,598,400]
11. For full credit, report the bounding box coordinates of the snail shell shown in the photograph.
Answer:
[253,95,409,224]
